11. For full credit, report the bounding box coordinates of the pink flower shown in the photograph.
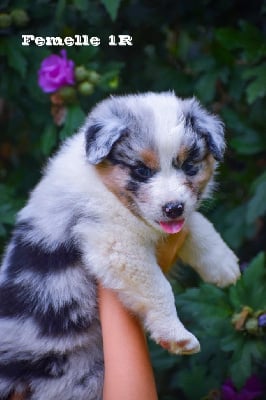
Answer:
[38,50,75,93]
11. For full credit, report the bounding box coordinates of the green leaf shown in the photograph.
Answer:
[216,23,266,63]
[247,180,266,223]
[230,344,251,388]
[195,73,217,103]
[240,253,266,309]
[222,108,264,155]
[229,253,265,311]
[242,252,265,287]
[0,204,16,225]
[228,280,246,310]
[243,64,266,103]
[0,224,6,237]
[101,0,121,20]
[59,105,86,141]
[41,124,57,156]
[55,0,66,21]
[6,40,27,77]
[251,171,266,191]
[72,0,89,11]
[177,283,230,335]
[178,365,218,400]
[221,333,242,352]
[221,205,247,249]
[230,339,264,388]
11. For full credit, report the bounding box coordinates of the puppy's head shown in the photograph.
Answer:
[84,92,225,234]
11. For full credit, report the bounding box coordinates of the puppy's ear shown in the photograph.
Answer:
[84,100,128,164]
[183,98,225,161]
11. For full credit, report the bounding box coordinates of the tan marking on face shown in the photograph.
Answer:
[95,162,140,216]
[140,149,159,170]
[176,145,189,165]
[194,154,215,193]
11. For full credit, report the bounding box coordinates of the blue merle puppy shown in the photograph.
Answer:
[0,92,240,399]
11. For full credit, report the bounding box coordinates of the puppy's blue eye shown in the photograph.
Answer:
[133,165,154,180]
[182,162,199,176]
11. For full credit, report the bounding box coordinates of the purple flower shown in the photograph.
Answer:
[258,313,266,328]
[38,50,75,93]
[221,375,264,400]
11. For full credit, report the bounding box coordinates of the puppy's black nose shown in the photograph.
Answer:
[162,201,184,219]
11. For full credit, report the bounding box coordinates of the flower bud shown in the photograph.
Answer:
[232,306,252,331]
[78,81,94,96]
[75,66,88,82]
[0,13,12,29]
[245,318,259,335]
[87,70,100,85]
[58,86,77,103]
[108,76,119,89]
[10,9,29,27]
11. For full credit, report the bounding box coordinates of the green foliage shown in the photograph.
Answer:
[100,0,122,21]
[0,0,265,398]
[151,254,266,398]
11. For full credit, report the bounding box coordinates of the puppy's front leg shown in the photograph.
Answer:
[179,212,240,287]
[117,259,200,355]
[80,232,200,355]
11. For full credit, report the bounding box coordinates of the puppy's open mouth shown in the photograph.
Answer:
[159,219,185,234]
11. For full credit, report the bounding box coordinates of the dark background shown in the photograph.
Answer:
[0,1,266,399]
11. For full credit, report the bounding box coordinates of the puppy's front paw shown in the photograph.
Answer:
[201,247,240,288]
[217,251,240,287]
[156,327,200,355]
[159,333,200,355]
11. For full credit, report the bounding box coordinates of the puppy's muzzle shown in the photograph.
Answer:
[162,201,184,219]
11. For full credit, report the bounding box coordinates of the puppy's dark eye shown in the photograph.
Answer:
[132,164,154,181]
[182,162,199,176]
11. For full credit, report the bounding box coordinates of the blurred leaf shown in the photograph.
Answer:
[230,339,265,388]
[6,39,27,77]
[229,253,266,310]
[41,124,57,156]
[55,0,66,21]
[59,105,86,140]
[221,205,247,249]
[0,204,16,225]
[242,253,265,293]
[222,108,264,155]
[221,333,242,352]
[100,0,121,20]
[195,72,217,103]
[216,22,266,62]
[72,0,89,12]
[243,64,266,103]
[247,180,266,223]
[178,365,219,400]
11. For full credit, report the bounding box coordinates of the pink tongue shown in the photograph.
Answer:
[159,219,185,234]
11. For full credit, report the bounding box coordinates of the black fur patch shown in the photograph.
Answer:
[85,123,102,154]
[0,281,35,317]
[184,109,224,161]
[184,112,196,130]
[203,133,223,161]
[0,353,67,379]
[7,225,81,278]
[126,180,140,194]
[36,297,95,337]
[187,142,201,162]
[0,279,95,335]
[0,220,95,335]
